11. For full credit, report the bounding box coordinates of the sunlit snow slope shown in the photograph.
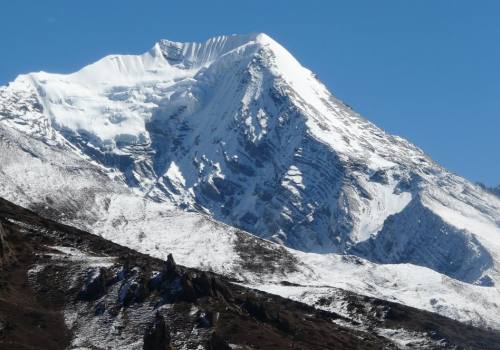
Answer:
[1,33,500,329]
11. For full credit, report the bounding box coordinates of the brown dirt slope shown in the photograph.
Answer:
[0,197,499,349]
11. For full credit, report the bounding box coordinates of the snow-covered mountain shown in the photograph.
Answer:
[479,183,500,199]
[1,33,500,329]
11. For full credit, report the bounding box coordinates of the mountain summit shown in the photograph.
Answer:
[1,34,500,330]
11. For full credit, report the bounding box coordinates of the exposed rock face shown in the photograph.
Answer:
[207,332,231,350]
[78,267,109,301]
[143,312,172,350]
[0,222,11,266]
[352,197,494,284]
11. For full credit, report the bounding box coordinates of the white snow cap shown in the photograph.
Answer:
[8,33,300,146]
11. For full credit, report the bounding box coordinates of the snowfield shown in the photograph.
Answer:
[1,33,500,330]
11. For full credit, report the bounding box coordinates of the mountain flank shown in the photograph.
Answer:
[0,197,499,349]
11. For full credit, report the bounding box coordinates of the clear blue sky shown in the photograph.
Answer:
[1,0,498,186]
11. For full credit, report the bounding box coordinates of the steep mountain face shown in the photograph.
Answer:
[1,33,500,329]
[1,196,500,350]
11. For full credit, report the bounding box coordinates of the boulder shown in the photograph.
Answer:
[143,312,172,350]
[207,332,231,350]
[78,267,109,301]
[196,310,219,328]
[119,272,149,307]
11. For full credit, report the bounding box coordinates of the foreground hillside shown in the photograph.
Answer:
[0,197,499,349]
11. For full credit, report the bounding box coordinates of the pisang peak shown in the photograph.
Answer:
[1,33,500,334]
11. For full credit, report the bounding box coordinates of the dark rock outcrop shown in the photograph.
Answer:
[196,310,219,328]
[0,222,12,266]
[207,332,231,350]
[143,312,172,350]
[78,267,109,301]
[165,253,180,277]
[118,270,149,307]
